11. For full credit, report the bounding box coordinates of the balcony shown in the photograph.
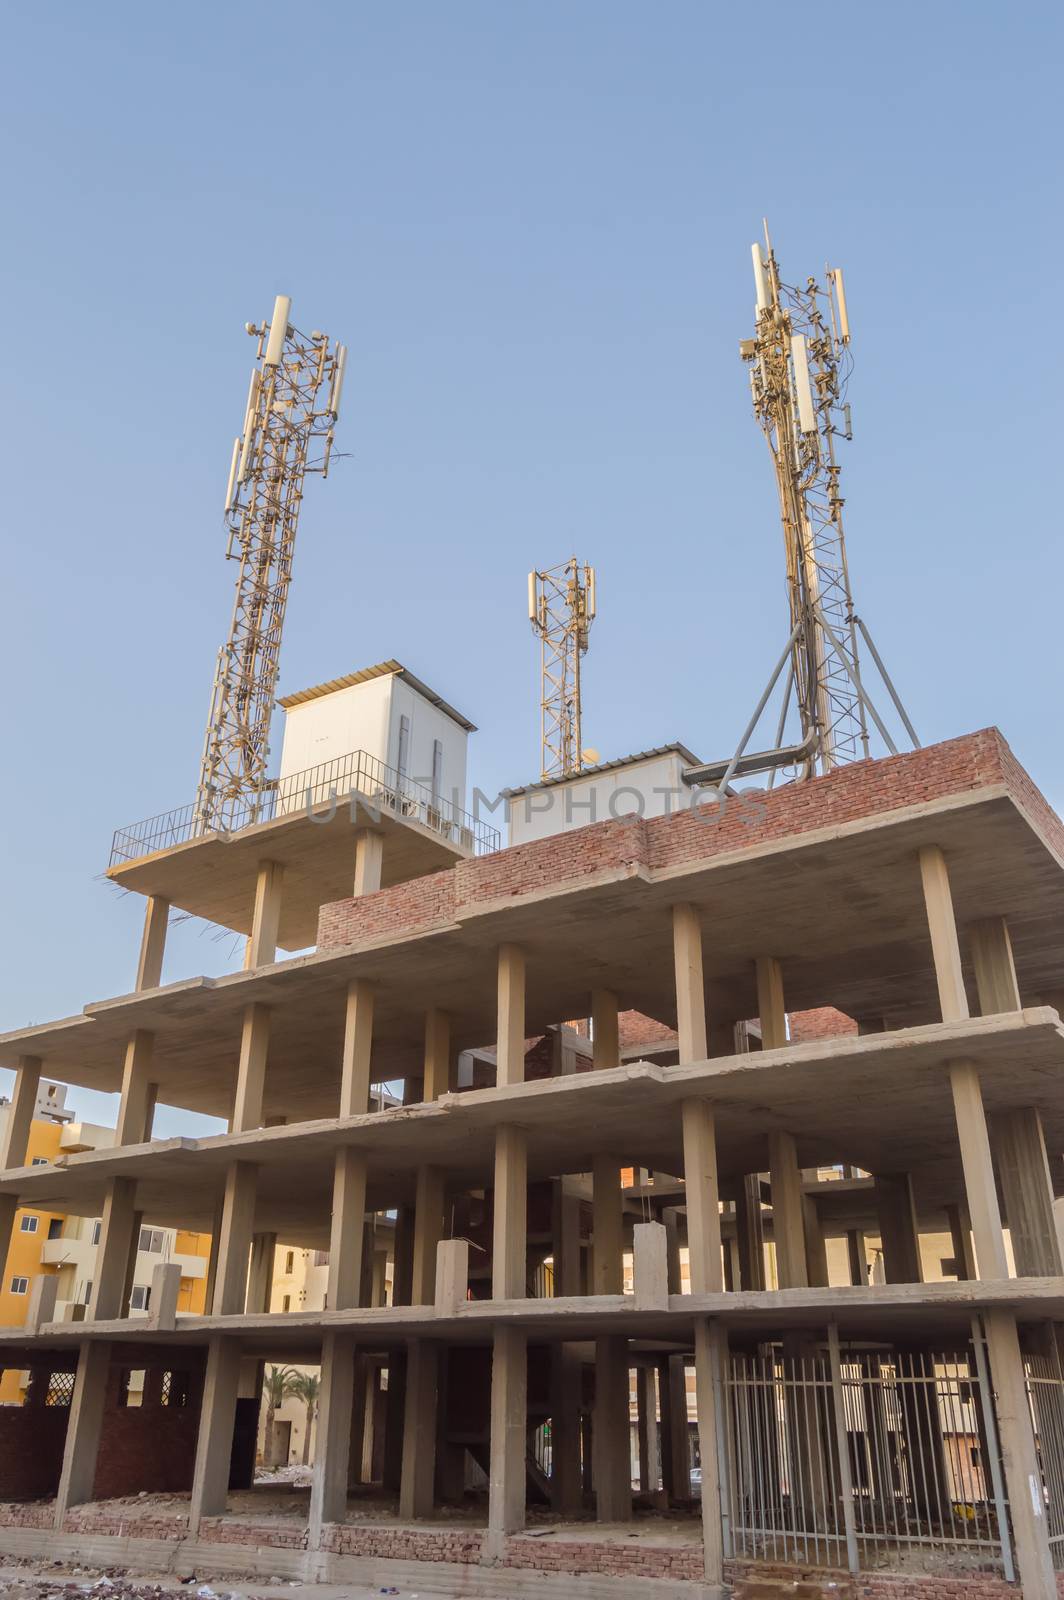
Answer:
[110,747,499,868]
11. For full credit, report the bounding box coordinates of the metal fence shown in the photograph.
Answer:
[109,747,500,867]
[1025,1351,1064,1570]
[725,1343,1011,1575]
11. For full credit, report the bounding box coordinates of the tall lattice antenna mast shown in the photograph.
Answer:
[528,557,597,781]
[715,227,918,790]
[194,295,346,832]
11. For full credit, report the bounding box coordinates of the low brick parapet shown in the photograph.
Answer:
[318,729,1034,953]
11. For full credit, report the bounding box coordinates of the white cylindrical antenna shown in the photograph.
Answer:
[263,294,292,366]
[790,335,817,433]
[329,344,347,417]
[528,571,538,624]
[752,244,770,313]
[832,268,851,344]
[242,369,261,438]
[843,402,853,439]
[586,566,596,620]
[237,419,257,482]
[224,438,241,512]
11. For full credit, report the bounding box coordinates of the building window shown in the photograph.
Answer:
[91,1221,102,1245]
[285,1250,295,1274]
[431,738,443,806]
[129,1284,151,1312]
[19,1215,39,1234]
[118,1368,146,1407]
[138,1226,166,1254]
[396,714,411,779]
[161,1369,190,1408]
[31,1157,48,1167]
[282,1293,291,1312]
[44,1371,75,1408]
[81,1280,93,1305]
[47,1218,63,1240]
[9,1277,29,1295]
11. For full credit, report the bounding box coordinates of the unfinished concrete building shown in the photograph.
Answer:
[2,701,1064,1600]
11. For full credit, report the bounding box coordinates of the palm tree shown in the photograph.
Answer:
[288,1369,321,1466]
[262,1365,297,1467]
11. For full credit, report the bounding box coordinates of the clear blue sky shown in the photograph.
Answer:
[2,2,1060,1133]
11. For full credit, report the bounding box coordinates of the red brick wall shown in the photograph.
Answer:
[725,1561,1021,1600]
[620,1008,679,1047]
[788,1006,859,1043]
[0,1407,69,1499]
[318,730,1029,953]
[92,1358,204,1499]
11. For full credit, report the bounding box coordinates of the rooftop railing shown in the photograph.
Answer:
[109,747,500,868]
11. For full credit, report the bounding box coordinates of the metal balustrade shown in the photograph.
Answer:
[110,747,500,867]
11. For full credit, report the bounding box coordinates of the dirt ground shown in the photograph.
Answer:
[0,1558,442,1600]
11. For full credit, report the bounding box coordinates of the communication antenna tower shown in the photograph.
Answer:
[528,557,597,781]
[194,295,347,832]
[717,226,918,789]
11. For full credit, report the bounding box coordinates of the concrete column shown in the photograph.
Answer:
[488,1324,527,1545]
[246,859,284,969]
[231,1002,271,1133]
[0,1054,41,1170]
[212,1162,257,1315]
[391,1206,414,1307]
[673,904,707,1062]
[681,1098,723,1294]
[0,1054,41,1285]
[308,1331,355,1545]
[660,1354,690,1501]
[662,1206,683,1294]
[593,1336,631,1522]
[874,1172,923,1283]
[636,1365,661,1494]
[146,1261,181,1330]
[27,1272,59,1332]
[492,1126,527,1299]
[591,988,620,1070]
[591,1154,624,1295]
[434,1237,469,1312]
[633,1221,669,1309]
[53,1341,110,1523]
[496,943,526,1087]
[353,828,384,896]
[948,1060,1010,1278]
[918,845,969,1022]
[382,1348,407,1491]
[802,1193,829,1287]
[969,916,1062,1275]
[693,1321,724,1585]
[189,1335,242,1531]
[423,1008,451,1101]
[983,1310,1056,1600]
[846,1228,868,1286]
[550,1182,583,1515]
[246,1232,277,1314]
[755,955,787,1049]
[945,1201,977,1280]
[338,980,375,1118]
[736,1174,766,1290]
[135,895,170,990]
[769,1131,807,1288]
[327,1148,368,1310]
[114,1029,157,1146]
[411,1165,446,1306]
[203,1193,225,1314]
[399,1339,439,1518]
[89,1177,138,1320]
[995,1109,1063,1274]
[971,915,1021,1013]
